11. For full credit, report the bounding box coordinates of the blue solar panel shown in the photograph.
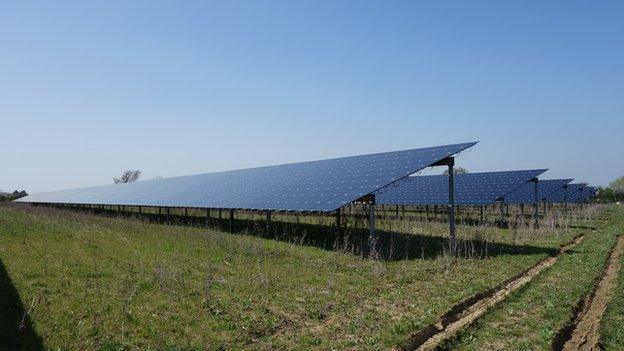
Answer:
[545,183,586,203]
[504,179,573,204]
[577,187,590,202]
[16,142,477,212]
[375,169,547,206]
[586,187,598,201]
[575,186,597,203]
[567,184,589,203]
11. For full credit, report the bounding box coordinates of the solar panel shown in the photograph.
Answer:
[567,184,589,203]
[375,169,547,206]
[587,187,599,201]
[574,186,585,203]
[16,142,477,212]
[575,186,597,203]
[545,183,586,203]
[504,179,573,204]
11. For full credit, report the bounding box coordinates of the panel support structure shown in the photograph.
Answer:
[229,209,234,232]
[266,211,272,236]
[480,205,484,224]
[447,161,456,255]
[430,156,457,254]
[532,178,539,228]
[368,196,376,254]
[335,209,341,228]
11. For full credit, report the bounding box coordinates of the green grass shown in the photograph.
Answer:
[438,205,623,351]
[0,204,589,350]
[600,207,624,350]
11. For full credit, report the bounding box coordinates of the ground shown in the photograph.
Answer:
[0,203,621,350]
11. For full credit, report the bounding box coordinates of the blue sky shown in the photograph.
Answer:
[1,0,623,193]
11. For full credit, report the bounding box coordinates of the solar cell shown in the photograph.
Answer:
[16,142,477,212]
[375,169,547,206]
[504,179,573,204]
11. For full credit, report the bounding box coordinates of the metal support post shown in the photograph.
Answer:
[336,208,341,228]
[533,179,539,228]
[368,198,376,253]
[447,158,457,255]
[499,201,505,228]
[229,209,234,232]
[480,205,484,224]
[266,210,272,236]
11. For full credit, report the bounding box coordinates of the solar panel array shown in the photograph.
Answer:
[375,169,547,206]
[16,142,477,212]
[544,183,586,203]
[503,179,573,204]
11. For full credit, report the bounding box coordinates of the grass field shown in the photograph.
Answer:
[600,209,624,351]
[437,207,622,350]
[0,203,614,350]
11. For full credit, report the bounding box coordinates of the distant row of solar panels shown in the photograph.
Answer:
[15,141,597,211]
[503,179,573,204]
[375,170,547,206]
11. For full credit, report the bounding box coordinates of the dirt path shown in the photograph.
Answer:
[562,236,624,351]
[403,234,586,351]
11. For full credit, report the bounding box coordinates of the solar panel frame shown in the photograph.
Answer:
[375,169,547,206]
[16,142,477,212]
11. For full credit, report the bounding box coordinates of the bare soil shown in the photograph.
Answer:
[403,234,586,351]
[562,236,624,351]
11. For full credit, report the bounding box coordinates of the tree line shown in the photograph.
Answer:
[595,175,624,203]
[0,190,28,202]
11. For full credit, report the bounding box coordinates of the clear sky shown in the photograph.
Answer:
[1,0,623,193]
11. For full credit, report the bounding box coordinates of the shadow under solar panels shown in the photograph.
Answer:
[16,142,477,212]
[375,169,547,206]
[503,179,573,204]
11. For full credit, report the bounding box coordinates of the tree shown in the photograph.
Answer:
[114,170,141,184]
[442,167,468,176]
[609,175,624,194]
[0,190,27,201]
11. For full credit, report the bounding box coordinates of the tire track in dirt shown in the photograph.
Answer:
[401,233,586,351]
[558,235,624,351]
